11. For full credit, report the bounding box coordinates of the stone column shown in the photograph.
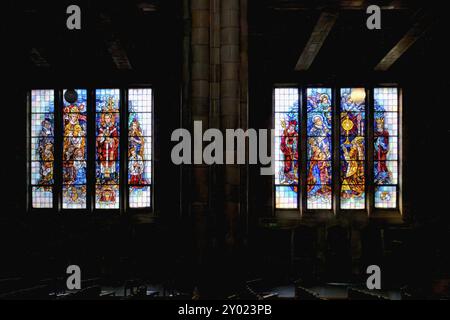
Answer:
[191,0,210,265]
[221,0,245,252]
[185,0,249,267]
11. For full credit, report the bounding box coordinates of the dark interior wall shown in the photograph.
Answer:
[245,1,450,288]
[0,0,188,283]
[0,0,448,295]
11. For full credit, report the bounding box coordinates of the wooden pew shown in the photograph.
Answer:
[295,285,323,300]
[124,279,146,297]
[348,288,389,300]
[0,285,51,300]
[244,279,279,300]
[0,278,27,295]
[62,285,102,300]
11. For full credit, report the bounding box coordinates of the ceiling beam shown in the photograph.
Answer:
[374,9,434,71]
[295,11,338,71]
[99,13,133,70]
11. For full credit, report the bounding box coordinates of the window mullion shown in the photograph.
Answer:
[121,89,128,214]
[300,86,307,215]
[367,88,375,216]
[333,88,340,215]
[87,89,96,213]
[54,89,63,212]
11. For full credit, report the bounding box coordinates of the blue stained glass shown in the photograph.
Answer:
[31,90,55,209]
[307,136,332,160]
[63,185,87,209]
[128,88,153,208]
[307,113,332,136]
[276,186,298,209]
[96,89,121,209]
[340,88,366,210]
[340,88,365,112]
[307,161,332,185]
[374,88,399,209]
[375,186,397,208]
[307,88,333,209]
[274,88,300,209]
[62,89,88,209]
[32,187,53,209]
[95,89,120,112]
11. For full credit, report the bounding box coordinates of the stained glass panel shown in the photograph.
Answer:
[63,89,88,209]
[128,89,152,208]
[63,185,87,209]
[340,88,366,209]
[96,185,120,209]
[375,186,397,208]
[31,90,55,208]
[307,88,333,209]
[374,88,398,208]
[274,88,299,209]
[95,89,121,209]
[32,187,53,209]
[276,186,298,209]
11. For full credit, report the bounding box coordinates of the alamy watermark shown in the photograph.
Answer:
[171,121,275,176]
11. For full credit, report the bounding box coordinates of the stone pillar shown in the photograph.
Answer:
[191,0,210,265]
[220,0,246,252]
[185,0,249,267]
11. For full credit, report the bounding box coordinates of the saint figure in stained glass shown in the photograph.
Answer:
[38,118,54,185]
[279,114,298,187]
[306,88,333,209]
[341,137,365,197]
[129,118,145,159]
[374,112,391,184]
[97,98,120,183]
[307,138,332,190]
[39,142,54,185]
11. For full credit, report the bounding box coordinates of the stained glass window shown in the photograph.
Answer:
[31,90,55,208]
[128,89,152,208]
[374,88,399,208]
[63,89,88,209]
[95,89,121,209]
[340,88,366,209]
[274,88,299,209]
[306,88,333,209]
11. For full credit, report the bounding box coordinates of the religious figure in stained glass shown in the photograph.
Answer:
[129,118,145,159]
[62,90,88,208]
[31,90,55,208]
[63,106,86,160]
[95,89,121,209]
[374,114,391,185]
[128,88,152,208]
[39,141,54,185]
[129,146,145,185]
[339,88,366,208]
[307,137,332,192]
[373,88,398,208]
[274,88,299,209]
[279,114,298,187]
[341,137,365,196]
[128,118,147,186]
[38,118,54,185]
[306,88,333,208]
[97,98,120,184]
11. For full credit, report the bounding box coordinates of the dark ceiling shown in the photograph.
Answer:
[249,0,449,81]
[1,0,448,85]
[3,0,181,85]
